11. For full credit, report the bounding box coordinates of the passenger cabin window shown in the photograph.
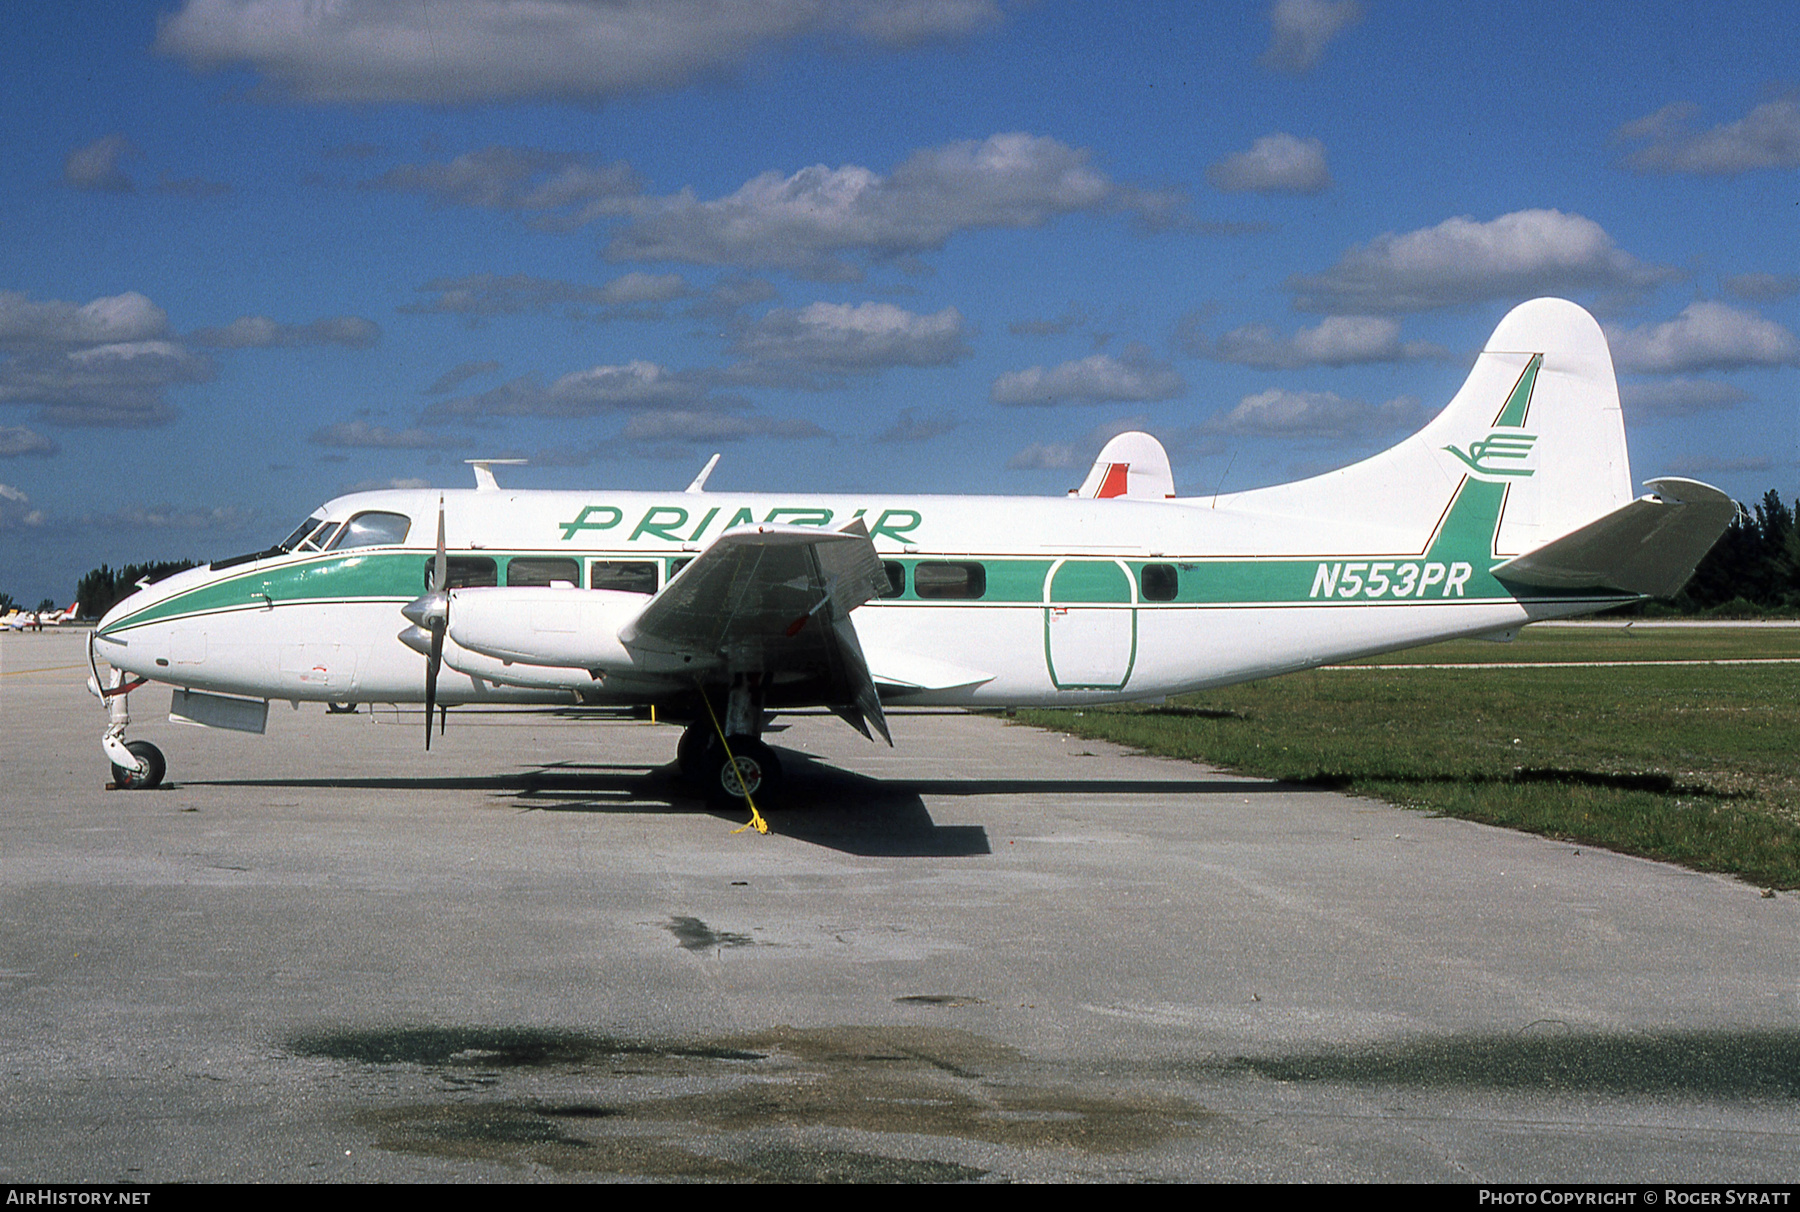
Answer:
[913,561,986,600]
[669,557,693,580]
[590,561,658,594]
[423,557,497,589]
[1140,563,1179,602]
[332,511,411,550]
[879,561,905,598]
[508,557,580,587]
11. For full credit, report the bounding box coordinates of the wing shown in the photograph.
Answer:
[619,518,894,743]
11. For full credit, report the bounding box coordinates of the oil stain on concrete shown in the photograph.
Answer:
[293,1024,1213,1180]
[666,916,756,952]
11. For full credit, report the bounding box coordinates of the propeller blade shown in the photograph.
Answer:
[432,494,447,592]
[425,618,443,751]
[424,495,448,751]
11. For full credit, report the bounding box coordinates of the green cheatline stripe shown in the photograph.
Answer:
[101,477,1597,634]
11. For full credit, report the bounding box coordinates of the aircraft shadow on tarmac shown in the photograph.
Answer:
[183,747,1274,858]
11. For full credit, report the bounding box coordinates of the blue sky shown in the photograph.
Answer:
[2,0,1796,606]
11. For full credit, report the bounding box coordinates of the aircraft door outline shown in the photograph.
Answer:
[1043,557,1137,690]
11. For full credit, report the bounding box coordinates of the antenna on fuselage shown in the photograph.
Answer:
[466,458,526,492]
[685,453,722,494]
[1210,449,1237,509]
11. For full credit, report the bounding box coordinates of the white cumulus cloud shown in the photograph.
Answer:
[1207,389,1423,439]
[1617,98,1800,175]
[367,147,643,229]
[1259,0,1363,73]
[310,421,459,449]
[400,272,689,322]
[991,349,1185,406]
[190,315,381,349]
[421,360,724,422]
[875,407,960,443]
[64,134,139,193]
[609,133,1180,280]
[0,291,169,349]
[157,0,1003,105]
[1206,133,1330,195]
[0,292,213,428]
[618,410,827,443]
[1178,314,1449,368]
[1608,301,1800,374]
[730,303,970,376]
[0,426,58,457]
[0,482,46,529]
[1722,272,1800,303]
[1288,209,1675,313]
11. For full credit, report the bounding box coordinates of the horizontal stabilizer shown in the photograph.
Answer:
[1490,478,1735,599]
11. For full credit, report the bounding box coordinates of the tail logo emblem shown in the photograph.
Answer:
[1444,432,1537,477]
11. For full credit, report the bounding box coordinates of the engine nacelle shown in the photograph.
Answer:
[446,586,644,670]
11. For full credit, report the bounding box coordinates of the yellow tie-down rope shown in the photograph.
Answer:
[699,686,768,836]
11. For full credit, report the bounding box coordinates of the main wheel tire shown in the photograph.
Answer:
[709,737,782,804]
[111,740,166,790]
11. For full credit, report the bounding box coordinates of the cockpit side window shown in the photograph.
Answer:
[329,511,412,550]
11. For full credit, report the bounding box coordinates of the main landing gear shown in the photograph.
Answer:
[678,674,783,818]
[678,726,783,804]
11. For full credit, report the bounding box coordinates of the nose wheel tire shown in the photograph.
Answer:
[110,741,166,790]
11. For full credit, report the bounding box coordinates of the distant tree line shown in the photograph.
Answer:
[1,591,68,615]
[75,560,202,620]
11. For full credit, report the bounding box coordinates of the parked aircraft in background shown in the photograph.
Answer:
[3,602,79,631]
[86,299,1733,827]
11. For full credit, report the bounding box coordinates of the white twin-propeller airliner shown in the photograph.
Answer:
[88,299,1733,818]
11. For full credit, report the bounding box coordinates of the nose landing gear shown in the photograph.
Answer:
[90,633,165,790]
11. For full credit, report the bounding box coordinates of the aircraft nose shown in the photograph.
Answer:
[95,591,147,637]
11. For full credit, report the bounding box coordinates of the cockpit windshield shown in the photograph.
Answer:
[214,506,409,572]
[277,510,411,554]
[279,515,327,552]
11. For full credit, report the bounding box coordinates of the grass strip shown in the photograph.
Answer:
[1016,643,1800,889]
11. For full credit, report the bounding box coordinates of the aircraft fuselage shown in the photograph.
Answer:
[93,482,1624,712]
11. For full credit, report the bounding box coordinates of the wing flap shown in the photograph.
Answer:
[1490,477,1736,599]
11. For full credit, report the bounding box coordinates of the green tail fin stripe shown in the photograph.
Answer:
[1426,476,1510,566]
[1491,352,1543,428]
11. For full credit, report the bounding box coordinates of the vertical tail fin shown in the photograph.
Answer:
[1211,298,1633,558]
[1076,431,1176,500]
